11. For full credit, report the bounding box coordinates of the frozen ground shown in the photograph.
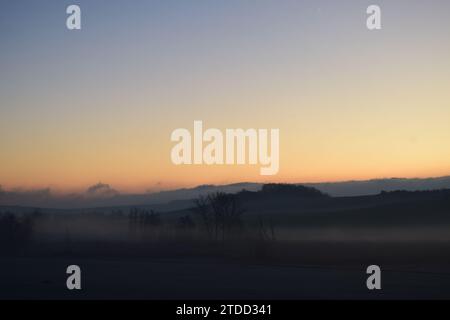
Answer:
[1,257,450,299]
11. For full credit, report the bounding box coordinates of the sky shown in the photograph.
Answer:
[1,0,450,193]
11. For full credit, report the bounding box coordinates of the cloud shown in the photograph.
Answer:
[0,183,120,208]
[85,183,119,198]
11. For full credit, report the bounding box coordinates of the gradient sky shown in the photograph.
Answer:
[1,0,450,193]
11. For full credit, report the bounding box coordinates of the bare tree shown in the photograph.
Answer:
[193,192,245,241]
[191,196,213,239]
[257,215,276,242]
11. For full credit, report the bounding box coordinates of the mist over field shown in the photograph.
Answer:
[2,183,450,299]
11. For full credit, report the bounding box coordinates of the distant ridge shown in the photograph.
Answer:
[305,176,450,197]
[1,176,450,209]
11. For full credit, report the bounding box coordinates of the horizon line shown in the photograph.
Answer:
[1,173,450,196]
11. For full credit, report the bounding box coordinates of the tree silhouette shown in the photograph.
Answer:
[129,208,162,235]
[193,192,245,241]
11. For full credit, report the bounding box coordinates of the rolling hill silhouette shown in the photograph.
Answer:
[1,176,450,209]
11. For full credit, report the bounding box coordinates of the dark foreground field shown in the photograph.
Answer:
[2,254,450,300]
[2,238,450,300]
